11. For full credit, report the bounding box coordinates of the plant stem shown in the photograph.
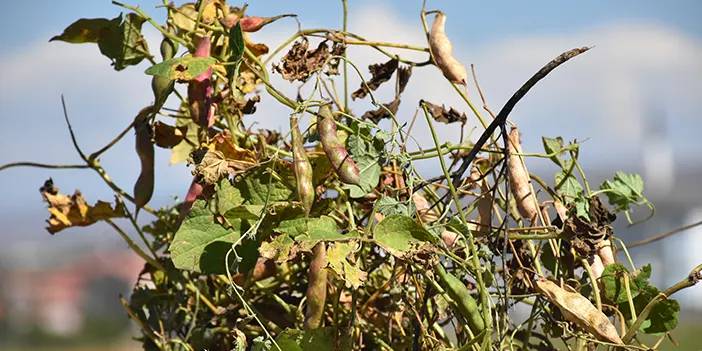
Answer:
[421,103,493,344]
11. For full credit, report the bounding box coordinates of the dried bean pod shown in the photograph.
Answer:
[597,240,615,266]
[304,243,328,330]
[429,12,467,85]
[241,14,295,32]
[535,278,623,344]
[507,127,539,223]
[133,106,155,210]
[291,116,314,215]
[188,36,215,128]
[477,180,493,236]
[317,105,360,185]
[434,263,485,333]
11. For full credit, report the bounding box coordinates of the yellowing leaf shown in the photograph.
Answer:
[211,132,258,173]
[145,56,217,81]
[535,279,622,344]
[40,179,126,234]
[327,242,366,289]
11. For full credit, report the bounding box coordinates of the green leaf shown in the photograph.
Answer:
[555,172,583,200]
[50,17,118,43]
[223,205,264,222]
[170,200,240,273]
[600,263,640,304]
[374,215,436,257]
[145,56,217,81]
[276,216,353,251]
[600,172,646,212]
[344,155,381,198]
[327,242,367,288]
[259,234,297,263]
[644,298,679,334]
[542,136,565,167]
[236,167,295,205]
[213,179,244,215]
[275,328,335,351]
[228,22,245,65]
[375,196,411,217]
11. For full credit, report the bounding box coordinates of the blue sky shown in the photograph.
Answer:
[1,1,701,296]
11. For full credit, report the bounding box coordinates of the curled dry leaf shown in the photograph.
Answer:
[211,132,258,174]
[40,179,126,234]
[153,121,188,148]
[421,100,467,124]
[360,65,412,123]
[428,12,467,85]
[507,127,539,223]
[274,39,344,82]
[361,98,401,124]
[192,149,229,185]
[562,196,615,257]
[352,59,398,100]
[535,279,623,344]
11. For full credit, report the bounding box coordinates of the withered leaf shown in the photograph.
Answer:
[562,197,615,257]
[211,132,258,173]
[192,149,230,185]
[274,39,339,82]
[153,121,188,148]
[326,42,346,75]
[397,65,412,94]
[361,98,401,124]
[40,179,126,234]
[352,59,398,100]
[535,279,623,344]
[421,100,467,124]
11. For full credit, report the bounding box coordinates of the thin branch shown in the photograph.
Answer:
[61,95,88,162]
[0,162,89,172]
[451,47,591,188]
[89,120,135,161]
[626,219,702,249]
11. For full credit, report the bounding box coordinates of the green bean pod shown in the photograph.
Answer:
[434,263,485,333]
[291,116,314,215]
[151,75,174,112]
[133,106,155,210]
[317,105,360,185]
[304,243,328,330]
[159,25,178,60]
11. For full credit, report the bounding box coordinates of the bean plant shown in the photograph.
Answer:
[4,1,701,350]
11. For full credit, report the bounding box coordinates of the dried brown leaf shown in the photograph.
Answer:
[361,98,401,124]
[274,39,339,82]
[397,65,412,94]
[40,179,126,234]
[191,150,228,184]
[352,59,398,100]
[153,121,188,148]
[421,100,467,124]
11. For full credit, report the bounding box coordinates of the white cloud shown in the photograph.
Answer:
[2,6,700,208]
